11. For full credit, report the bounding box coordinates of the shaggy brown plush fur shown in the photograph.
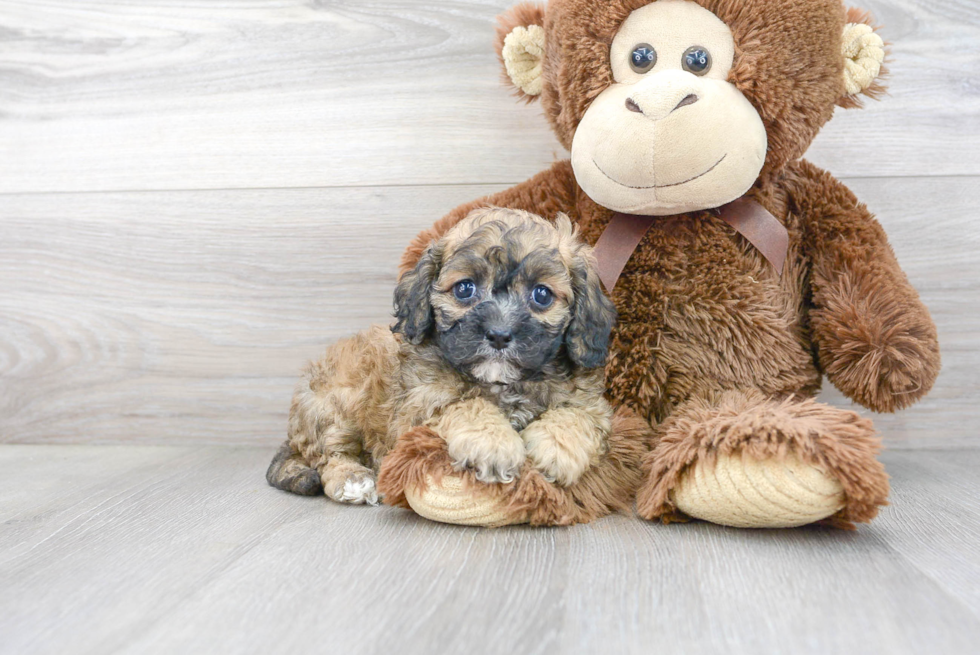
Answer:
[786,160,940,412]
[378,406,650,526]
[401,0,940,527]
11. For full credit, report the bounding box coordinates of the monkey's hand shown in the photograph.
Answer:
[432,397,526,484]
[811,270,940,412]
[522,405,611,487]
[794,161,940,412]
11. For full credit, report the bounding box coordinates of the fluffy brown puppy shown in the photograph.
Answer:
[267,207,616,505]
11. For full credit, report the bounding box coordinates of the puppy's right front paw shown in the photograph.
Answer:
[446,429,526,484]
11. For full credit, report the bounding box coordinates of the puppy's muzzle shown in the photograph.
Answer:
[477,297,522,352]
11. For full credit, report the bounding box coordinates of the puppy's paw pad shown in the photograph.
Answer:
[334,474,379,505]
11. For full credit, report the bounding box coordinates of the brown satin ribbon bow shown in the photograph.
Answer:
[591,197,789,292]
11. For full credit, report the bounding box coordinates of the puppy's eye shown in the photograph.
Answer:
[531,285,553,308]
[629,43,657,74]
[453,279,476,301]
[682,46,711,75]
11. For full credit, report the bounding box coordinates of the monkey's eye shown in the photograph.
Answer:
[531,285,553,308]
[453,279,476,301]
[682,46,711,75]
[629,44,657,74]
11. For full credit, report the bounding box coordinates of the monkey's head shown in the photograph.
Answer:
[392,208,615,384]
[497,0,886,215]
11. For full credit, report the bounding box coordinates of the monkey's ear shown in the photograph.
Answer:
[566,254,617,370]
[392,242,442,344]
[838,9,887,108]
[495,3,547,101]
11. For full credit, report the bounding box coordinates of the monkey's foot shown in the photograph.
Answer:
[405,474,523,527]
[636,390,889,529]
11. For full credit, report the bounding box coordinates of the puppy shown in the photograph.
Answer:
[267,207,617,504]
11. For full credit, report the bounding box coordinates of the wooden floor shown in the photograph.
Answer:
[1,445,979,655]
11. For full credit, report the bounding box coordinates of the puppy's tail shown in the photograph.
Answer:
[266,440,322,496]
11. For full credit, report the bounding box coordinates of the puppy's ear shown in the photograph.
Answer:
[392,242,442,344]
[566,255,617,369]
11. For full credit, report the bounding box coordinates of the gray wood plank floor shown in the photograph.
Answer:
[1,444,979,655]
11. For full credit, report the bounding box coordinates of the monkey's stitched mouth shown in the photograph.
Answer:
[592,154,727,190]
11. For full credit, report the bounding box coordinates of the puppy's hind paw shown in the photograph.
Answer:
[342,475,379,505]
[327,471,379,505]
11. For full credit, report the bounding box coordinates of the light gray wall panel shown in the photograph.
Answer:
[1,177,975,446]
[0,0,977,193]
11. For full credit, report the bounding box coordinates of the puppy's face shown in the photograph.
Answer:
[393,208,616,384]
[431,226,574,384]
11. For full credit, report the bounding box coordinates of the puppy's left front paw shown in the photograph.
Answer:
[522,422,597,487]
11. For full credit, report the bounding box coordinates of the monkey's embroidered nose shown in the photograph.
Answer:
[627,92,700,117]
[673,94,699,111]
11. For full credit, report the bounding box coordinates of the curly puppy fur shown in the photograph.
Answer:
[267,208,617,504]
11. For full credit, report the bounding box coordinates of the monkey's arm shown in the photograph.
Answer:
[400,160,578,275]
[790,160,940,412]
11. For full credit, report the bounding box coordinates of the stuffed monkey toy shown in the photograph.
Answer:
[380,0,940,529]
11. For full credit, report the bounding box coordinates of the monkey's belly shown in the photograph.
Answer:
[605,284,820,424]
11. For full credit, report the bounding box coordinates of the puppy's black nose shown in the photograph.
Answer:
[485,328,513,350]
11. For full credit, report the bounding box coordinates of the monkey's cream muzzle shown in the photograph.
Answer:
[571,70,766,216]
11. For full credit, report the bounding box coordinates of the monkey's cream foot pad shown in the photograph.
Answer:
[404,474,525,528]
[377,408,650,527]
[635,393,891,528]
[669,452,846,528]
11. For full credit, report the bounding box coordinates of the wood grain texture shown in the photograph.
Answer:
[2,176,977,447]
[0,0,978,195]
[1,444,979,655]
